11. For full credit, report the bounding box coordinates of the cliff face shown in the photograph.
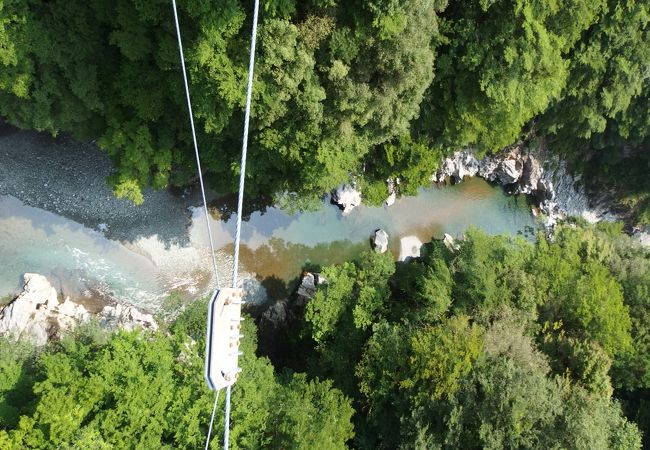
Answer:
[431,147,619,228]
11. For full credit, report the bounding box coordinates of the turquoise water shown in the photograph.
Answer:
[193,177,537,282]
[1,177,537,308]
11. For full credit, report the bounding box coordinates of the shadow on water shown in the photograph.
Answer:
[0,124,204,246]
[0,122,541,311]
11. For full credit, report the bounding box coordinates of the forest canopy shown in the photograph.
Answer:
[0,0,648,215]
[1,225,650,448]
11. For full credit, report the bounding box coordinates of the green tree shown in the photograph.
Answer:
[423,0,605,152]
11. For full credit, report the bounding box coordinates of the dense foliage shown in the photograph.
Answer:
[0,0,648,218]
[288,224,650,448]
[0,304,354,449]
[1,225,649,448]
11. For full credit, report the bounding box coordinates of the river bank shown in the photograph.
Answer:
[1,126,539,315]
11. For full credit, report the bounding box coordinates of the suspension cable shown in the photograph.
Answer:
[204,389,220,450]
[172,0,220,289]
[173,1,259,449]
[232,0,260,289]
[223,384,233,450]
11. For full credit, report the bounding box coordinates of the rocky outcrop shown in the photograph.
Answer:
[433,147,617,228]
[0,273,157,345]
[99,303,158,332]
[331,184,362,214]
[399,235,423,261]
[296,272,317,300]
[373,229,389,253]
[432,152,479,182]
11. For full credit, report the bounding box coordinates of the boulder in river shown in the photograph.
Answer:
[331,184,362,214]
[373,229,389,253]
[0,273,157,345]
[399,235,423,261]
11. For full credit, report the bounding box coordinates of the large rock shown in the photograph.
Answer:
[399,236,423,261]
[0,274,89,345]
[0,273,157,345]
[520,154,543,194]
[495,157,524,185]
[442,233,460,252]
[434,151,479,182]
[331,184,362,214]
[297,272,317,300]
[373,229,389,253]
[456,152,480,179]
[478,157,499,181]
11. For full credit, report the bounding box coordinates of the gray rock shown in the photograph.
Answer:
[0,274,63,345]
[297,272,317,299]
[496,158,524,184]
[385,179,397,206]
[478,156,499,181]
[331,184,362,214]
[435,150,480,182]
[457,153,480,179]
[520,155,543,194]
[99,303,157,332]
[633,227,650,248]
[373,229,389,253]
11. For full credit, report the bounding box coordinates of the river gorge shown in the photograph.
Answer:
[0,125,538,311]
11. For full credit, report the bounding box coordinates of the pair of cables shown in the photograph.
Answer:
[171,0,260,449]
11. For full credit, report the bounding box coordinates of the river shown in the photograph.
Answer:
[0,127,538,310]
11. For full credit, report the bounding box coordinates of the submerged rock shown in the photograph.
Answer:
[331,184,362,214]
[373,229,389,253]
[0,273,157,345]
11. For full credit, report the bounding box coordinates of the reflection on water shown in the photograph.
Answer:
[0,178,537,309]
[194,178,537,284]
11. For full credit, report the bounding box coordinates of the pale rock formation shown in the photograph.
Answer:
[399,236,423,261]
[331,184,362,214]
[0,273,157,345]
[373,229,389,253]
